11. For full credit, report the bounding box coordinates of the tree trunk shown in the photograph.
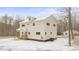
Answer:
[68,7,72,46]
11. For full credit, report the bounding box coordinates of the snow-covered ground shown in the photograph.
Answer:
[0,37,78,51]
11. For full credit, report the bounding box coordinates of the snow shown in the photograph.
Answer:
[0,37,78,51]
[20,15,57,23]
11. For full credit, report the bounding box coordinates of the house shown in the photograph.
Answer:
[63,30,79,37]
[16,15,58,40]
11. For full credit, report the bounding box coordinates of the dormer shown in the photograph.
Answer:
[27,16,36,22]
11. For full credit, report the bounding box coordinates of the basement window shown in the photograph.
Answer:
[36,32,40,35]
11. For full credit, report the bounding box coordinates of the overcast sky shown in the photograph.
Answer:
[0,7,79,19]
[0,7,60,16]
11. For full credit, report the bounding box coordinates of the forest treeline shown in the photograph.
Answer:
[0,14,23,36]
[57,16,79,35]
[0,14,79,36]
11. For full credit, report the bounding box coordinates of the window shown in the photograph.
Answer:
[25,32,27,34]
[22,24,25,27]
[65,33,67,35]
[22,32,23,34]
[29,17,31,21]
[46,23,50,26]
[36,32,40,35]
[50,32,52,35]
[53,24,56,27]
[25,32,27,36]
[33,23,35,26]
[45,32,47,35]
[28,32,30,35]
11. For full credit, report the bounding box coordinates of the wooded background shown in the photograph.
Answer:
[0,14,23,36]
[0,8,79,36]
[0,14,78,36]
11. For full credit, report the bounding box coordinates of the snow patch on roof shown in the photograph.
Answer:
[20,14,57,23]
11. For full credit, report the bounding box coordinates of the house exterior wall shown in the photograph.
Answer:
[18,15,57,40]
[43,16,57,39]
[26,21,45,40]
[19,22,27,37]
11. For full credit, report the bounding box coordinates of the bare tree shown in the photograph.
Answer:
[57,7,74,46]
[68,7,72,46]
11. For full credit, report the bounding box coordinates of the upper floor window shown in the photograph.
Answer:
[53,24,56,27]
[46,23,50,26]
[29,17,31,21]
[22,24,25,27]
[33,23,35,26]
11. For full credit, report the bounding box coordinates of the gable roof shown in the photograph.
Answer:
[20,14,58,24]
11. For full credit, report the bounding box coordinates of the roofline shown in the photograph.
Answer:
[20,14,58,24]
